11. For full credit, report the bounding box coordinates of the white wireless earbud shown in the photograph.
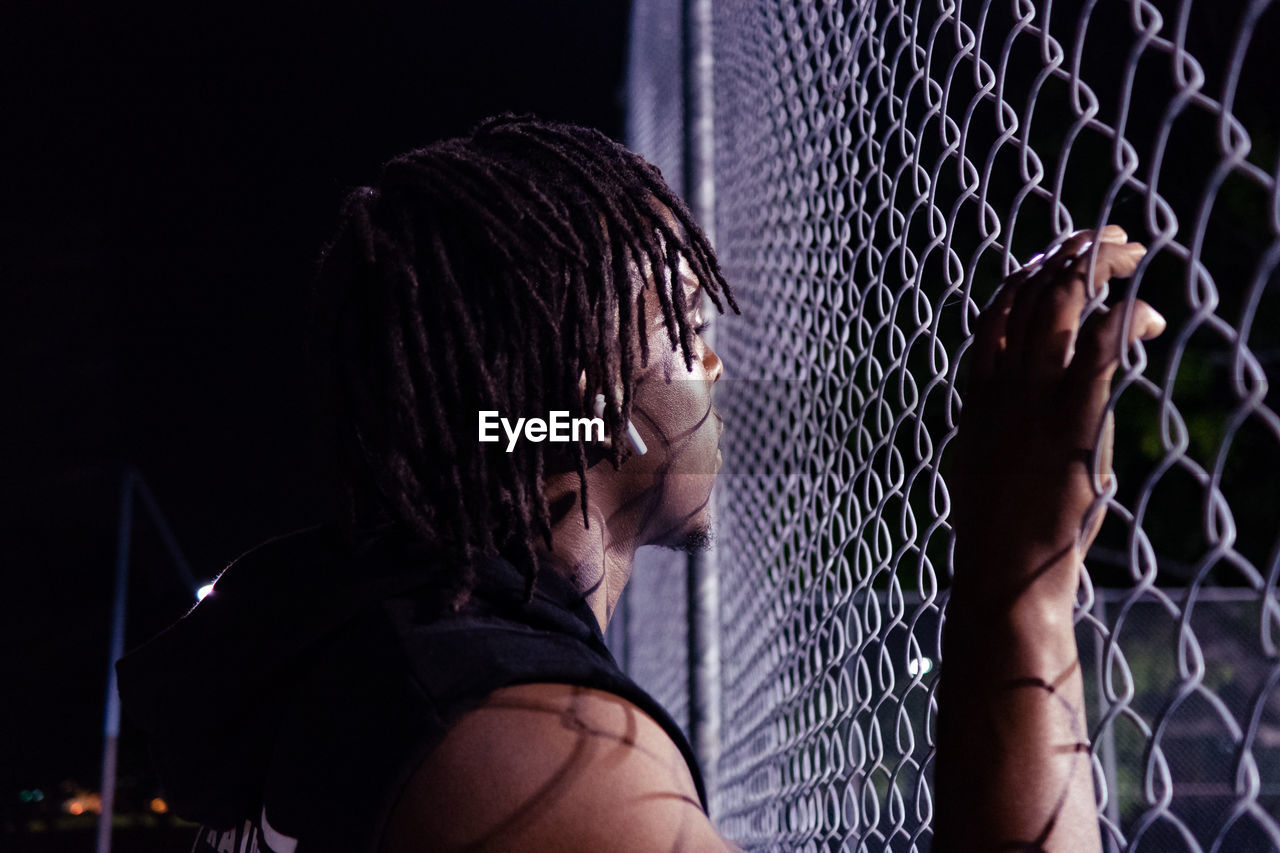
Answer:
[593,393,648,455]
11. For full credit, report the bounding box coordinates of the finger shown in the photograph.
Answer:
[1065,298,1166,438]
[1027,240,1147,381]
[974,226,1127,383]
[1076,224,1136,302]
[1003,229,1100,374]
[1077,236,1143,296]
[1071,297,1166,380]
[968,283,1018,385]
[1097,224,1130,245]
[1001,228,1097,297]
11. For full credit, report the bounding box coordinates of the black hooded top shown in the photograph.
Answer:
[116,523,705,853]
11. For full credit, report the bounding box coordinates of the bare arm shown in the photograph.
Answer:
[383,683,741,852]
[933,227,1165,850]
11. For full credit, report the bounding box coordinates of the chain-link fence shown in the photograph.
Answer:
[622,0,1280,850]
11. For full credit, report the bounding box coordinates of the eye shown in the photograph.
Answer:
[693,319,712,336]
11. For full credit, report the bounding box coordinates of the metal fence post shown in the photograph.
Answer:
[96,469,135,853]
[683,0,721,809]
[96,468,197,853]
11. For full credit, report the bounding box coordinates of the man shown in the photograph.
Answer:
[118,115,1163,851]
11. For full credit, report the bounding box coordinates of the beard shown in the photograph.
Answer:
[674,520,716,555]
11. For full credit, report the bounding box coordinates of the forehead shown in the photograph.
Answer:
[638,244,700,297]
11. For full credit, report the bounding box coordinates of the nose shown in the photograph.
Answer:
[704,342,724,383]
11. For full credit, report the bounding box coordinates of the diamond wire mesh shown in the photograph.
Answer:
[626,0,1280,850]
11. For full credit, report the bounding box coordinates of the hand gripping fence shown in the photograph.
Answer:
[617,0,1280,850]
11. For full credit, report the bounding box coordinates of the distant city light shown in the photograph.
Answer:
[150,797,169,814]
[62,790,101,815]
[18,789,44,803]
[197,582,215,601]
[907,656,934,677]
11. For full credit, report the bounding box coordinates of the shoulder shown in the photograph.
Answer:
[381,682,736,853]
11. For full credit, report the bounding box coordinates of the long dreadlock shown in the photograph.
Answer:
[313,114,739,602]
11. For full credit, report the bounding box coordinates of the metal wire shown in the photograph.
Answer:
[626,0,1280,849]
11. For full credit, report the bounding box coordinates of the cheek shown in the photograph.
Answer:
[639,387,718,472]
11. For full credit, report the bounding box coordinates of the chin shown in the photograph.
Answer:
[652,459,720,553]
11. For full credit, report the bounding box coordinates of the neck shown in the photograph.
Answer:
[535,476,643,634]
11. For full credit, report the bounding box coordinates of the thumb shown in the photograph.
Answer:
[1080,409,1115,552]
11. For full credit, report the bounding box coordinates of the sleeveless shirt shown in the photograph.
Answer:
[116,523,706,853]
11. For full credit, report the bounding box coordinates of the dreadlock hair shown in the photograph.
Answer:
[312,114,738,603]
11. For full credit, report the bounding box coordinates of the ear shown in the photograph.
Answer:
[578,371,647,456]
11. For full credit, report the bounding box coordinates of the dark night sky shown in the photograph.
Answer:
[2,0,629,799]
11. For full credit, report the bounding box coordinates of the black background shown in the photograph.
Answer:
[3,0,629,816]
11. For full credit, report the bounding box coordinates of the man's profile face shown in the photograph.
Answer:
[621,255,725,553]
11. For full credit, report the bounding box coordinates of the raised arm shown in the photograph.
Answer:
[933,226,1165,851]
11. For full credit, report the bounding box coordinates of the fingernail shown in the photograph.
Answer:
[1127,242,1148,257]
[1142,307,1167,339]
[1102,224,1128,242]
[1069,239,1093,260]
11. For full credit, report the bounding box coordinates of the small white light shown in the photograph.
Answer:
[907,656,934,677]
[196,583,215,601]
